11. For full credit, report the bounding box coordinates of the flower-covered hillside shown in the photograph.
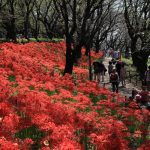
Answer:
[0,42,149,149]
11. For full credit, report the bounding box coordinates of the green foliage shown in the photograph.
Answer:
[116,114,125,121]
[11,83,19,87]
[120,102,130,107]
[29,85,35,90]
[15,125,45,140]
[62,98,77,104]
[127,120,142,134]
[127,136,144,149]
[122,57,133,66]
[89,93,107,105]
[75,129,94,149]
[8,75,16,82]
[10,91,19,97]
[16,38,29,44]
[45,90,57,96]
[0,38,8,43]
[99,94,107,100]
[89,93,99,105]
[40,88,59,96]
[111,109,117,116]
[148,58,150,66]
[96,107,105,116]
[29,38,37,42]
[72,90,78,96]
[134,137,144,148]
[51,38,63,43]
[85,107,91,112]
[15,125,45,149]
[16,111,27,118]
[38,38,51,42]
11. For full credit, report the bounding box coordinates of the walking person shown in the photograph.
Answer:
[109,49,114,58]
[120,63,127,87]
[99,61,107,83]
[144,66,150,91]
[113,50,119,60]
[115,60,122,79]
[108,61,113,76]
[110,69,119,93]
[93,61,100,82]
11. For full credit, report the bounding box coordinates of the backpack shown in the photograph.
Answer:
[110,73,118,82]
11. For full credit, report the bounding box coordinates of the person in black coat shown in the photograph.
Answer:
[98,61,107,83]
[93,61,100,82]
[115,61,122,78]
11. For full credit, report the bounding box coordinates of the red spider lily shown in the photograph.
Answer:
[0,41,149,149]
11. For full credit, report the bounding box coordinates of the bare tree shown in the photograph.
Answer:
[53,0,117,75]
[38,0,62,39]
[0,0,7,11]
[94,4,119,53]
[0,0,17,41]
[123,0,150,78]
[20,0,36,39]
[30,0,44,39]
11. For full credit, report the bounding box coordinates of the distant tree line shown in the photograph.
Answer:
[0,0,149,78]
[0,0,63,40]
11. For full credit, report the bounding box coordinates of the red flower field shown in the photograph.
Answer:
[0,42,149,149]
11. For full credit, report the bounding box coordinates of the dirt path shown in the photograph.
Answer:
[99,57,141,98]
[99,57,150,141]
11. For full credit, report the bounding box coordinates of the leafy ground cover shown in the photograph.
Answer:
[0,42,149,149]
[0,38,64,44]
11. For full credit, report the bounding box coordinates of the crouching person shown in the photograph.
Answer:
[135,86,149,109]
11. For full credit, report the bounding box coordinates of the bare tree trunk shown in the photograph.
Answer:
[24,13,29,39]
[63,37,74,75]
[88,47,92,81]
[130,37,138,65]
[132,51,149,79]
[85,44,92,80]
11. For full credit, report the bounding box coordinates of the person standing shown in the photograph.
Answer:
[108,61,113,76]
[109,49,114,57]
[110,69,119,93]
[144,66,150,91]
[98,61,107,83]
[120,63,127,87]
[115,61,122,79]
[113,51,119,60]
[93,61,100,82]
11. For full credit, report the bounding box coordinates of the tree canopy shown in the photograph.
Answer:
[0,0,149,77]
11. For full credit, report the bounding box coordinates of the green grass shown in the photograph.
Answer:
[121,57,133,66]
[8,75,16,82]
[0,38,8,43]
[121,57,139,82]
[15,125,45,149]
[0,37,63,44]
[122,56,150,66]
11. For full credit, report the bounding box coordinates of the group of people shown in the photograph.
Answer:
[92,58,150,109]
[92,60,107,84]
[108,60,127,93]
[106,49,121,60]
[129,86,150,109]
[92,58,127,93]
